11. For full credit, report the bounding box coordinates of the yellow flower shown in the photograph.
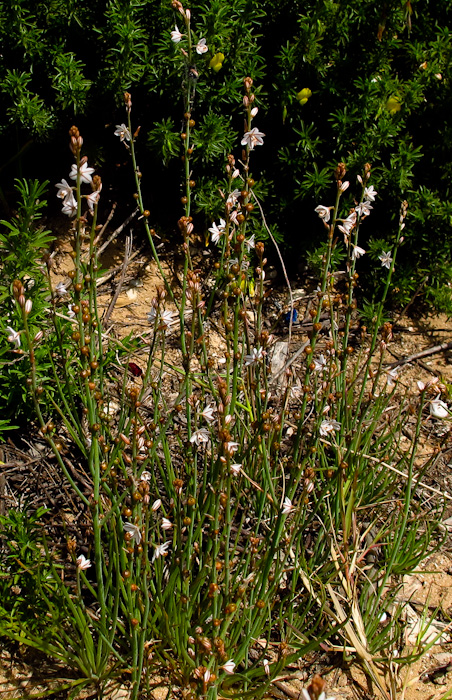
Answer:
[209,53,225,72]
[296,88,312,105]
[385,95,402,114]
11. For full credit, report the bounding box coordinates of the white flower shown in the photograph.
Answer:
[61,193,77,217]
[171,25,183,42]
[319,419,341,437]
[201,404,216,424]
[196,38,208,54]
[67,304,76,318]
[190,428,210,446]
[282,497,295,515]
[6,326,21,348]
[300,692,335,700]
[230,463,242,475]
[430,399,450,419]
[385,369,398,388]
[364,185,377,202]
[153,541,170,562]
[161,310,174,330]
[85,190,101,213]
[140,470,151,482]
[351,245,366,260]
[161,518,173,530]
[313,354,327,372]
[147,308,158,324]
[241,128,265,150]
[244,234,255,251]
[338,212,357,234]
[225,441,239,454]
[209,219,226,244]
[123,521,142,545]
[379,251,393,269]
[148,308,174,331]
[55,179,72,200]
[114,124,131,142]
[314,205,331,222]
[245,347,264,366]
[355,201,373,217]
[227,189,241,207]
[76,554,92,570]
[221,660,236,674]
[70,161,95,184]
[55,282,67,296]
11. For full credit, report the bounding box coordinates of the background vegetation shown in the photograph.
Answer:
[1,0,452,313]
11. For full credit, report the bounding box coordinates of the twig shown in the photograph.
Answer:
[93,202,117,245]
[81,203,118,264]
[96,246,145,287]
[387,341,452,369]
[103,234,133,325]
[96,208,138,258]
[271,681,299,699]
[251,191,294,349]
[393,274,428,324]
[273,340,311,380]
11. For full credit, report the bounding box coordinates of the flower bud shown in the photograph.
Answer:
[334,162,346,181]
[25,299,33,315]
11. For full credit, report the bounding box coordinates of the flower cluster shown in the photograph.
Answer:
[56,129,101,217]
[314,178,378,260]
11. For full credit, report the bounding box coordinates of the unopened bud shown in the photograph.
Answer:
[33,330,44,342]
[124,92,132,111]
[24,299,33,314]
[335,162,347,181]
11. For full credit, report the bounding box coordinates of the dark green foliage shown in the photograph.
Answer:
[0,180,54,425]
[0,1,452,310]
[0,504,60,635]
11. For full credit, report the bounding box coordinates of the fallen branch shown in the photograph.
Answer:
[388,341,452,369]
[103,234,133,325]
[96,207,138,258]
